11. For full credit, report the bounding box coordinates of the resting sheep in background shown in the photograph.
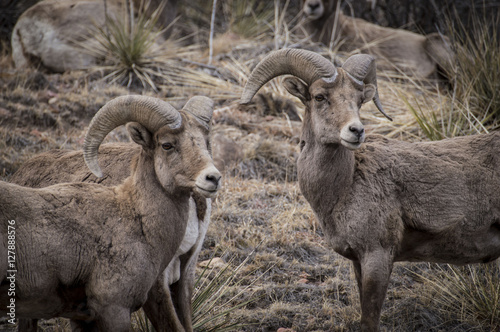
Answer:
[11,0,178,72]
[0,95,221,331]
[301,0,454,80]
[240,48,500,331]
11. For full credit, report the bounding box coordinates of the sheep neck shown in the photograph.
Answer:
[118,151,190,269]
[297,117,355,232]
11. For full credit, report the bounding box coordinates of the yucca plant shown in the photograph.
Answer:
[87,0,171,91]
[131,309,155,332]
[414,263,500,330]
[130,252,260,332]
[192,253,262,332]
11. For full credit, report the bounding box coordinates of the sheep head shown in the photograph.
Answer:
[84,95,221,198]
[241,49,392,150]
[301,0,338,20]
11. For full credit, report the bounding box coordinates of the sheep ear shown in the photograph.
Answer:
[127,122,153,149]
[283,77,310,104]
[363,84,376,104]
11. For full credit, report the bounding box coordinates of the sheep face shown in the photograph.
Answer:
[284,70,376,149]
[127,113,221,199]
[302,0,326,19]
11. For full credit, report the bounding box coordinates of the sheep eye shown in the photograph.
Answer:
[314,95,325,102]
[162,143,174,151]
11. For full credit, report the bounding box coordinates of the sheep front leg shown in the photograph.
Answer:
[95,305,131,332]
[354,251,393,332]
[143,277,186,332]
[169,253,197,332]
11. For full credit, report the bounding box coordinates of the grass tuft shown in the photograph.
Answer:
[408,7,500,140]
[446,9,500,124]
[414,263,500,330]
[192,252,262,332]
[225,0,275,39]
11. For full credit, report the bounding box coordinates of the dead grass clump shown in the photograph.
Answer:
[240,92,301,121]
[414,263,500,330]
[233,138,298,181]
[402,8,500,141]
[446,9,500,125]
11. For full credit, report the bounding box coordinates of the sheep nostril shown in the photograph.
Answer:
[206,173,221,186]
[349,126,365,138]
[309,3,320,10]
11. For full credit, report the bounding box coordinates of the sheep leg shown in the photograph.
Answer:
[170,254,196,332]
[142,278,186,332]
[352,260,363,303]
[356,251,393,332]
[95,305,131,332]
[170,279,194,331]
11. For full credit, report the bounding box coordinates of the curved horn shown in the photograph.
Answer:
[241,48,337,104]
[342,54,393,121]
[84,95,182,177]
[182,96,214,129]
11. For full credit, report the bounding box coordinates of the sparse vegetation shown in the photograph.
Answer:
[86,0,179,91]
[414,263,500,330]
[1,1,499,331]
[407,8,500,140]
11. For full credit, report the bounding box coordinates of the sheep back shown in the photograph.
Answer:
[347,132,500,263]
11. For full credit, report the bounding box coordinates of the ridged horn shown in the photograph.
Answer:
[241,48,337,104]
[182,96,214,129]
[84,95,182,178]
[342,54,393,121]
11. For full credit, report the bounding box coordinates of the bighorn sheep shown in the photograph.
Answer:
[10,143,205,332]
[301,0,454,80]
[240,48,500,331]
[0,95,221,331]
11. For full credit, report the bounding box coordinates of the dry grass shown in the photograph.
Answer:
[1,2,499,331]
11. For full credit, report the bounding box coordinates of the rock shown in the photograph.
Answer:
[198,257,226,269]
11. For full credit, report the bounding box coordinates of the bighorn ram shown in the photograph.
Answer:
[10,143,203,332]
[301,0,454,80]
[0,95,221,331]
[241,48,500,331]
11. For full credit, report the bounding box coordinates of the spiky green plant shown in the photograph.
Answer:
[402,89,489,141]
[415,263,500,330]
[131,309,155,332]
[87,0,170,90]
[192,253,262,332]
[130,252,260,332]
